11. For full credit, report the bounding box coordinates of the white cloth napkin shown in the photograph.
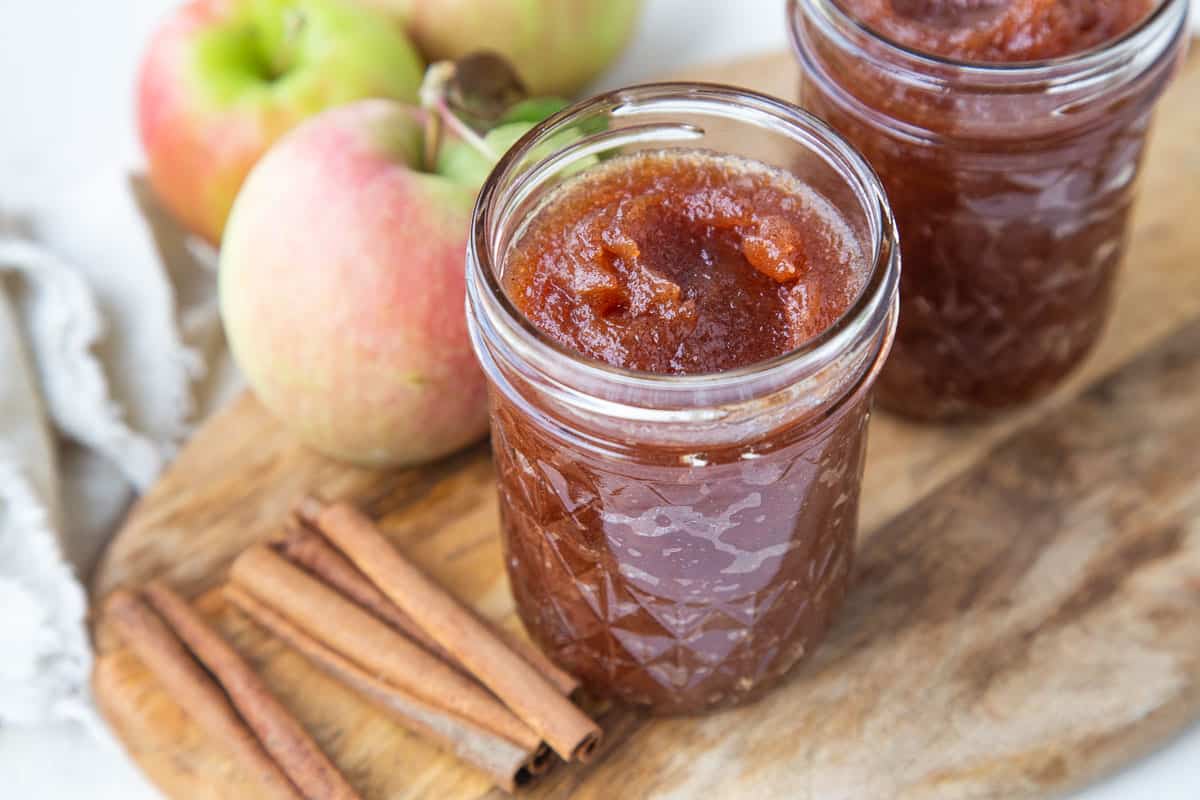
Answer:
[0,167,239,727]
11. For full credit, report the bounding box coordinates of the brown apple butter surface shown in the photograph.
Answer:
[838,0,1159,62]
[502,150,865,375]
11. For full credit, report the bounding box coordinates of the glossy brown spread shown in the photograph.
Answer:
[502,150,863,375]
[838,0,1158,62]
[492,150,873,712]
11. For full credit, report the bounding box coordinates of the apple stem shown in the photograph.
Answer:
[419,60,499,169]
[422,112,442,173]
[434,98,497,161]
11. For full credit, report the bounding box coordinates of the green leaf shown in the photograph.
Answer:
[499,97,570,126]
[436,121,599,191]
[436,122,535,189]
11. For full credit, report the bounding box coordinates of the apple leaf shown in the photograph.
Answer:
[437,122,535,188]
[444,52,528,132]
[499,98,570,126]
[438,122,598,190]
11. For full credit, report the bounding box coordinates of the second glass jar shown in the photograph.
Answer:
[790,0,1189,420]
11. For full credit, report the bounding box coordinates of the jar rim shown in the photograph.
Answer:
[467,82,900,411]
[788,0,1189,87]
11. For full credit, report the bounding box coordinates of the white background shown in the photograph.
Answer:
[1,1,1197,797]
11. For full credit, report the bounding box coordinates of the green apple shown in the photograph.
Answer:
[138,0,424,244]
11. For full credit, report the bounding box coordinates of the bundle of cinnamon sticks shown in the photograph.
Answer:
[103,497,601,797]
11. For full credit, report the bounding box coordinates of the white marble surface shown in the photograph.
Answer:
[0,0,1197,797]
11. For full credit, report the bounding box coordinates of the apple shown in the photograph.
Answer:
[219,99,488,465]
[370,0,642,96]
[138,0,424,244]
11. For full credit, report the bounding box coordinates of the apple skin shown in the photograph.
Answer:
[220,100,489,466]
[139,0,424,244]
[376,0,641,96]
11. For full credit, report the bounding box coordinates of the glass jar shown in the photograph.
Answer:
[789,0,1189,420]
[466,84,900,713]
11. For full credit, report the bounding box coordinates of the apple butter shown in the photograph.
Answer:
[494,151,872,712]
[838,0,1158,63]
[501,151,864,375]
[791,0,1188,418]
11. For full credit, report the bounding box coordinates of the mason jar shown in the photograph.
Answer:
[466,84,900,713]
[790,0,1189,420]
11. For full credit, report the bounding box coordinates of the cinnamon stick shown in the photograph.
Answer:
[226,585,545,793]
[274,520,460,666]
[298,499,601,762]
[276,520,580,696]
[103,589,303,800]
[142,581,360,800]
[229,544,542,752]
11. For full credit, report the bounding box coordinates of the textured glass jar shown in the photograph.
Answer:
[466,84,900,713]
[790,0,1189,420]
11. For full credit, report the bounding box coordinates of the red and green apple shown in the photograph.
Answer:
[138,0,424,244]
[219,100,488,465]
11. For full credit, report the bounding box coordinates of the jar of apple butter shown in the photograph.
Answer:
[790,0,1189,419]
[466,84,900,713]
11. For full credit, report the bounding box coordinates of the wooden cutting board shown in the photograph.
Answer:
[90,51,1200,800]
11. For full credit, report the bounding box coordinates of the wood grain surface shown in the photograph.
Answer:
[91,51,1200,799]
